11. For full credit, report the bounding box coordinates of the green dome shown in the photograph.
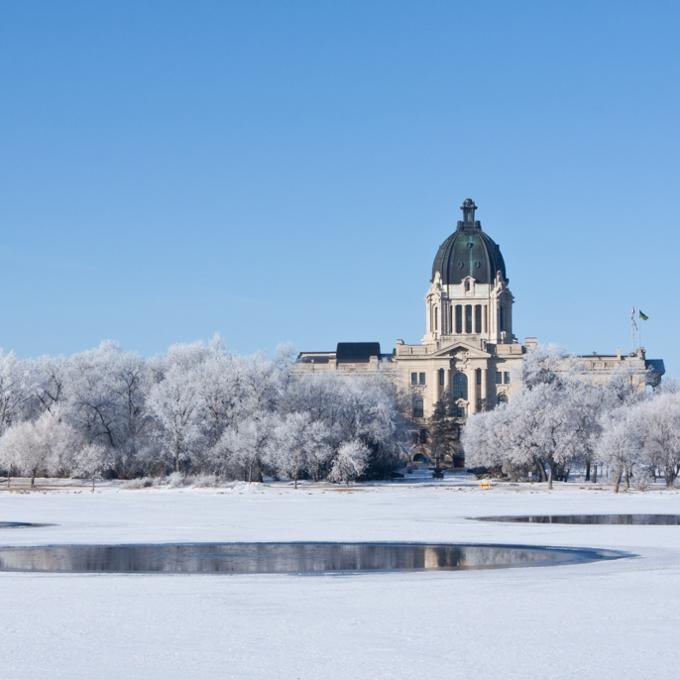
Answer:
[431,199,507,285]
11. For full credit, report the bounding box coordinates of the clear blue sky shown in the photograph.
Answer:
[1,1,678,375]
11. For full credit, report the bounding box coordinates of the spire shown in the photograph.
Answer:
[461,198,477,224]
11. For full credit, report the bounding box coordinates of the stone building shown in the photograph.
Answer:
[296,199,664,464]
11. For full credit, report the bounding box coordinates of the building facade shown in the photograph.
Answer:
[296,199,664,463]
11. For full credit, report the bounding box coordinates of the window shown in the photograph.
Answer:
[475,305,482,333]
[495,371,502,384]
[419,428,428,444]
[465,305,472,333]
[411,372,417,386]
[503,371,511,384]
[419,372,426,385]
[438,368,445,386]
[452,372,468,400]
[464,279,470,292]
[412,396,424,418]
[499,306,505,332]
[434,307,438,331]
[455,305,462,333]
[497,393,508,406]
[475,368,482,385]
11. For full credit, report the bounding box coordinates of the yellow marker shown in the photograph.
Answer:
[480,479,492,490]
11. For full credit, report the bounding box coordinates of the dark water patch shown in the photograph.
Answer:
[0,542,626,574]
[476,514,680,525]
[0,522,50,529]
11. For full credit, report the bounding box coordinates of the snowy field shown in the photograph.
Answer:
[1,477,679,680]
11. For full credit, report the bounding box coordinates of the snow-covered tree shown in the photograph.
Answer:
[284,372,405,479]
[266,412,333,487]
[466,349,637,487]
[635,393,680,488]
[147,362,204,473]
[462,404,512,474]
[211,414,275,482]
[0,409,80,486]
[0,350,30,436]
[328,440,369,485]
[62,342,153,476]
[72,443,110,492]
[519,345,566,389]
[29,355,66,415]
[597,407,643,492]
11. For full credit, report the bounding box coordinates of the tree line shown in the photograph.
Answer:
[462,347,678,491]
[0,338,407,487]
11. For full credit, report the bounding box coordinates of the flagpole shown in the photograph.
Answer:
[630,306,638,351]
[639,318,642,349]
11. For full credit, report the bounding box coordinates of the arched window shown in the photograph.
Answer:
[452,372,468,400]
[438,368,445,386]
[412,396,424,418]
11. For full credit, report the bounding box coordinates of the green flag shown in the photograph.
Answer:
[639,310,649,321]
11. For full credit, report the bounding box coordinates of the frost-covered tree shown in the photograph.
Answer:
[598,392,680,491]
[464,346,646,488]
[328,440,369,485]
[0,409,80,487]
[147,362,204,473]
[266,412,334,487]
[212,414,275,482]
[268,412,313,487]
[0,350,30,436]
[62,342,153,476]
[597,407,643,492]
[462,404,512,474]
[72,443,110,492]
[0,337,406,484]
[519,345,566,389]
[283,372,405,479]
[635,393,680,488]
[29,355,66,415]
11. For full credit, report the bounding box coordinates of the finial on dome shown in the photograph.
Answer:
[461,198,477,223]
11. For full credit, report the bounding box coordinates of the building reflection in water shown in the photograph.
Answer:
[0,541,624,574]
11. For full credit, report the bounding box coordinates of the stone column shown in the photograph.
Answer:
[481,368,488,409]
[469,369,478,415]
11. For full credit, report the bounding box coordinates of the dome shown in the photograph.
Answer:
[431,199,507,285]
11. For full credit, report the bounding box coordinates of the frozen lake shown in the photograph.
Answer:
[476,513,680,524]
[1,478,679,680]
[0,540,624,574]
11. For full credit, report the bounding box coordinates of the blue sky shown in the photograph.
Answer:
[1,1,678,375]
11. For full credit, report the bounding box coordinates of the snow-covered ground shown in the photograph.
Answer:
[1,477,679,680]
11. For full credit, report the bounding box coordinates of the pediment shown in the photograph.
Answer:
[431,341,491,360]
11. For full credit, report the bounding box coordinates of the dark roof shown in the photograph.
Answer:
[297,354,331,364]
[645,359,665,376]
[431,199,507,285]
[336,342,381,363]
